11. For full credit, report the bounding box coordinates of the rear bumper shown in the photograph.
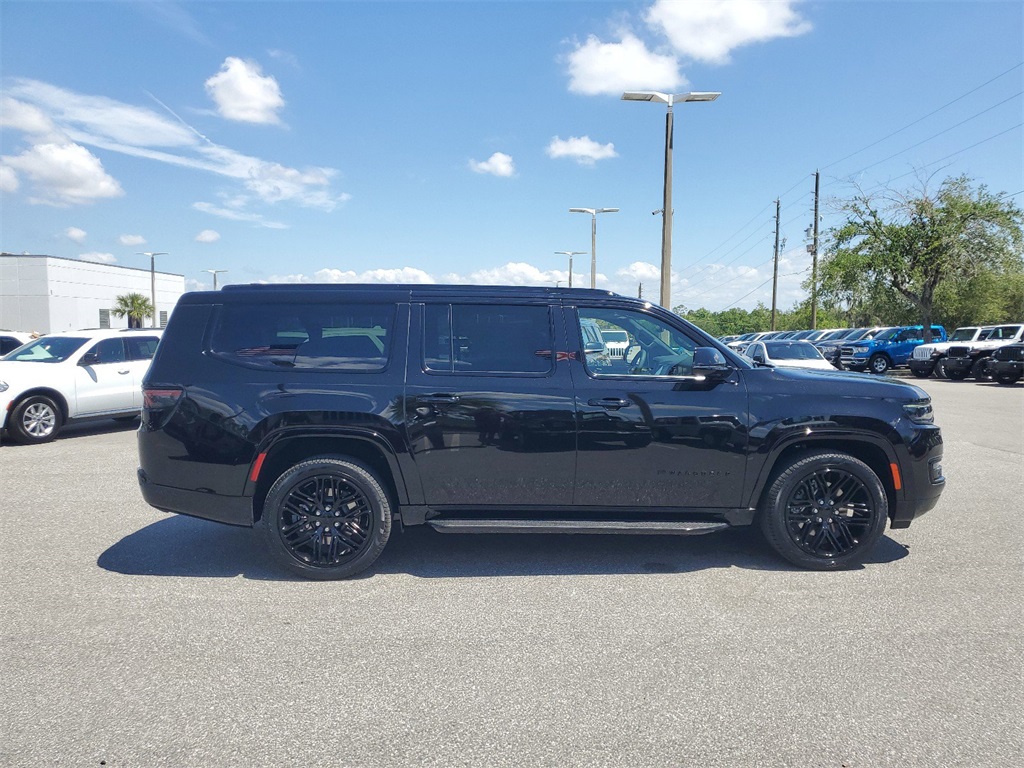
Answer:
[137,468,254,527]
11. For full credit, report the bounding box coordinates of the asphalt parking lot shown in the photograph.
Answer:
[1,376,1021,767]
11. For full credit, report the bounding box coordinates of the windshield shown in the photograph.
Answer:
[2,336,89,363]
[820,329,850,341]
[766,342,824,360]
[950,328,979,341]
[873,327,900,341]
[602,330,629,344]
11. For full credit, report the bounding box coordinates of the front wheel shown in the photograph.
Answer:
[868,354,891,375]
[910,366,932,379]
[759,452,888,570]
[9,395,63,444]
[970,358,993,382]
[934,358,949,379]
[996,373,1021,385]
[260,457,392,580]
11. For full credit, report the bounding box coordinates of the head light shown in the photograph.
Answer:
[903,400,934,424]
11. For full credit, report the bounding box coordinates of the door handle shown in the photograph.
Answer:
[588,397,631,410]
[421,394,460,404]
[118,370,131,375]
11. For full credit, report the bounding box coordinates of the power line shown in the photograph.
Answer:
[843,91,1023,178]
[822,61,1024,171]
[718,268,811,311]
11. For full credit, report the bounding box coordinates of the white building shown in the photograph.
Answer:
[0,254,185,334]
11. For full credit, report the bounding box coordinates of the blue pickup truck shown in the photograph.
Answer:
[840,325,947,374]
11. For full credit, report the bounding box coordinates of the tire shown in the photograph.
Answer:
[868,354,891,375]
[945,367,968,381]
[934,357,949,379]
[910,367,932,379]
[260,457,392,580]
[996,373,1021,385]
[970,358,993,382]
[9,395,63,444]
[759,452,888,570]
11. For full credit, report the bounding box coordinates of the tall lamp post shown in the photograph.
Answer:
[554,251,587,288]
[137,252,168,328]
[621,90,720,310]
[203,269,228,290]
[569,208,618,289]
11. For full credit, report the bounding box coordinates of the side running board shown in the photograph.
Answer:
[427,519,729,536]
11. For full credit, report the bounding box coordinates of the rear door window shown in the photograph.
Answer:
[211,303,393,371]
[423,304,553,375]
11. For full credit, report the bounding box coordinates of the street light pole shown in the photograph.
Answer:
[621,90,720,310]
[569,208,618,289]
[203,269,228,290]
[137,252,168,328]
[554,251,587,288]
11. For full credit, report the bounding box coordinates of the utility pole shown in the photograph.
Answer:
[638,283,643,299]
[811,170,820,329]
[771,199,781,331]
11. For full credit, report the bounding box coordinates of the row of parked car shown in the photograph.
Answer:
[720,322,1024,385]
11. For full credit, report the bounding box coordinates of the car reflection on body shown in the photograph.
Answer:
[744,340,838,371]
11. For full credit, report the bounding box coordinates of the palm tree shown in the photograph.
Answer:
[111,293,154,328]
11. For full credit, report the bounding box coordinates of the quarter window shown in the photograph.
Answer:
[210,303,392,371]
[423,304,553,374]
[126,336,161,361]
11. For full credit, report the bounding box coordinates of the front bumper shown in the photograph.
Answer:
[890,424,945,529]
[993,360,1023,378]
[840,356,869,370]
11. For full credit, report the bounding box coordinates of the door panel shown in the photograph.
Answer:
[74,338,135,414]
[404,303,576,507]
[568,306,749,508]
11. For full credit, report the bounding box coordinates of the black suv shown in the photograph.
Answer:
[137,285,945,578]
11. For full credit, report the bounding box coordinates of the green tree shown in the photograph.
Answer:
[820,175,1023,340]
[111,292,154,328]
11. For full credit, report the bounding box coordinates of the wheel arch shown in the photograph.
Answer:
[248,431,408,523]
[750,436,899,521]
[9,388,70,422]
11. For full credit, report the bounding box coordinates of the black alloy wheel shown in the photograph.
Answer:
[970,358,994,382]
[934,358,949,379]
[9,395,62,444]
[261,457,391,579]
[760,452,888,570]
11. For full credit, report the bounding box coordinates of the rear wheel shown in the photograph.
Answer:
[9,395,62,444]
[759,452,888,570]
[260,457,392,580]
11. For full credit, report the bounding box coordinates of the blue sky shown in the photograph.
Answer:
[2,0,1021,312]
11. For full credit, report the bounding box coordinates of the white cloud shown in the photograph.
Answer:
[195,229,221,243]
[193,201,288,229]
[80,251,117,264]
[265,267,437,284]
[119,234,146,246]
[4,79,348,216]
[0,96,60,140]
[65,226,87,243]
[566,33,685,96]
[205,57,285,125]
[0,165,20,193]
[469,152,516,177]
[267,49,300,69]
[646,0,812,65]
[1,143,123,206]
[547,136,618,166]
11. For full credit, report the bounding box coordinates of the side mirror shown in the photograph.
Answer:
[752,353,765,364]
[584,341,605,354]
[692,347,731,381]
[79,351,99,366]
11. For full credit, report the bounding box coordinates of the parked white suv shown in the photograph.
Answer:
[909,326,991,379]
[0,329,162,443]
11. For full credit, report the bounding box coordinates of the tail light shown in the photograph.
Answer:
[142,386,183,428]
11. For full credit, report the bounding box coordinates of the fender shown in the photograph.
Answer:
[243,424,414,505]
[745,427,902,511]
